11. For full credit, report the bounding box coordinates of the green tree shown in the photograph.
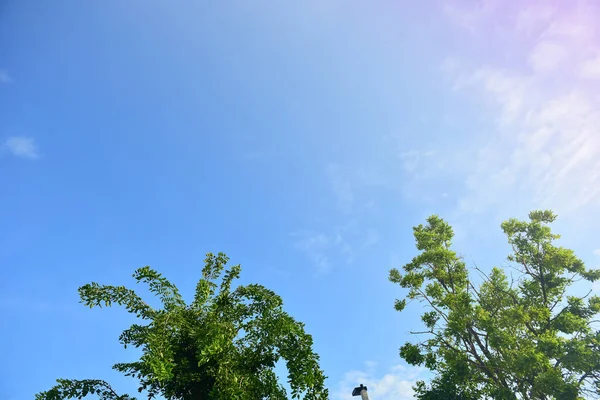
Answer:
[37,253,328,400]
[389,211,600,400]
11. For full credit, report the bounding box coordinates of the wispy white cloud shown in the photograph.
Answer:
[444,2,600,218]
[333,362,425,400]
[291,162,389,275]
[440,56,460,75]
[529,41,568,73]
[443,0,499,33]
[3,136,39,159]
[594,249,600,257]
[398,150,436,174]
[295,163,389,274]
[515,3,556,35]
[579,54,600,80]
[291,227,353,275]
[362,228,380,249]
[392,147,459,205]
[0,70,11,84]
[292,231,333,274]
[327,164,387,214]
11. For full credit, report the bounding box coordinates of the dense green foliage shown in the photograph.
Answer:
[390,210,600,399]
[37,253,328,400]
[37,211,600,399]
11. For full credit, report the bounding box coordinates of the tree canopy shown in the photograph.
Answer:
[390,210,600,399]
[37,211,600,399]
[37,253,328,400]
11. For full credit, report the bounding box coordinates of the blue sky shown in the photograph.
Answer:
[2,1,600,399]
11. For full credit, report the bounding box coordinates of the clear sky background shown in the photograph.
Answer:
[2,1,600,399]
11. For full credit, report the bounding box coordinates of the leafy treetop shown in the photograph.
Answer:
[37,253,328,400]
[390,210,600,400]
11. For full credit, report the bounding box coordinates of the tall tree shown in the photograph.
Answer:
[37,253,328,400]
[389,211,600,399]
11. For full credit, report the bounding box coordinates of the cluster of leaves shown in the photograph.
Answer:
[390,210,600,400]
[35,380,134,400]
[37,253,328,400]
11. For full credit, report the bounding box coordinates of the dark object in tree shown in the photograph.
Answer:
[37,253,328,400]
[390,211,600,400]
